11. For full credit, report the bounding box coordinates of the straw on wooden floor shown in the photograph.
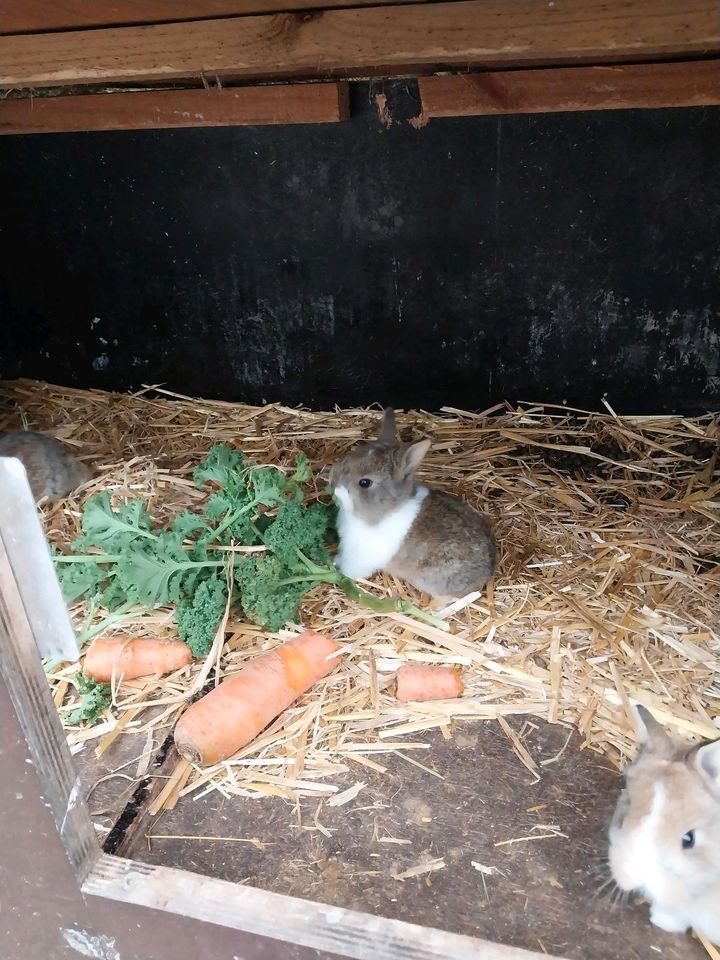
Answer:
[1,378,718,810]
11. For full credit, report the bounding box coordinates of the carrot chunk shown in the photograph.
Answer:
[394,664,464,702]
[174,630,340,766]
[83,636,192,682]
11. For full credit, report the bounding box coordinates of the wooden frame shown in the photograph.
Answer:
[417,61,720,120]
[0,82,349,135]
[1,0,717,89]
[1,0,717,136]
[0,0,416,35]
[0,460,558,960]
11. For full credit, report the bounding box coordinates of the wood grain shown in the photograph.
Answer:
[0,82,349,135]
[0,463,99,882]
[85,853,563,960]
[0,0,413,36]
[417,60,720,119]
[122,723,698,960]
[1,0,718,89]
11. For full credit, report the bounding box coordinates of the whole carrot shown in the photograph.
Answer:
[392,664,464,702]
[174,630,340,766]
[84,635,193,682]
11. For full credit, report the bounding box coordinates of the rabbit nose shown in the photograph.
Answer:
[319,464,332,483]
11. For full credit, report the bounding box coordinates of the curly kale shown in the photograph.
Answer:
[262,499,334,570]
[175,576,229,658]
[73,492,156,551]
[234,553,310,633]
[53,443,448,670]
[231,498,335,631]
[67,672,111,725]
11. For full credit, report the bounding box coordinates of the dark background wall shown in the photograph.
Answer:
[0,82,718,413]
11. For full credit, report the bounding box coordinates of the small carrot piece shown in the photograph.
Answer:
[83,636,193,682]
[393,664,464,702]
[174,630,340,766]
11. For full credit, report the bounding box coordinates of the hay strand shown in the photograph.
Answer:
[1,378,717,810]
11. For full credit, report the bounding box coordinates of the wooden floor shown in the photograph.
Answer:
[80,721,707,960]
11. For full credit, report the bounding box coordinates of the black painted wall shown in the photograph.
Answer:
[1,82,718,413]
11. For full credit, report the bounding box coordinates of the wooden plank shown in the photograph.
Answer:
[84,854,564,960]
[123,723,686,960]
[0,0,414,36]
[1,0,718,90]
[417,60,720,119]
[0,82,349,135]
[0,461,99,882]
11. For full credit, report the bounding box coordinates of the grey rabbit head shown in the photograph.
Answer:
[329,409,430,524]
[0,431,92,502]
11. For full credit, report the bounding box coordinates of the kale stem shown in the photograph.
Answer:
[123,526,158,541]
[339,580,450,632]
[211,501,257,540]
[53,554,124,563]
[274,574,324,586]
[76,599,139,648]
[276,569,450,632]
[179,560,225,568]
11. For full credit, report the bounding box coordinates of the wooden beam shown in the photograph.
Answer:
[0,82,349,135]
[85,854,564,960]
[0,459,98,882]
[0,0,413,36]
[417,60,720,120]
[0,0,718,90]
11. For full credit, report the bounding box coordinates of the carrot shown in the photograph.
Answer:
[392,664,464,702]
[83,636,193,682]
[174,630,340,766]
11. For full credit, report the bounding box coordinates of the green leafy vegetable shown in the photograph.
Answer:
[232,497,336,631]
[171,510,213,542]
[176,576,228,658]
[55,442,447,673]
[192,444,247,488]
[235,553,309,633]
[262,499,333,570]
[74,492,156,550]
[67,672,111,725]
[291,451,312,484]
[54,551,108,605]
[275,551,451,632]
[115,532,224,608]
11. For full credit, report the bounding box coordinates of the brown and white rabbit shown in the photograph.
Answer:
[608,705,720,943]
[329,409,496,597]
[0,430,91,502]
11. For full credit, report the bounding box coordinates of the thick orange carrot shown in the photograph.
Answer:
[393,664,464,702]
[174,630,340,766]
[83,636,192,682]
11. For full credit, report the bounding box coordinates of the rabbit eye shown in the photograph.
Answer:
[682,830,695,850]
[358,478,373,489]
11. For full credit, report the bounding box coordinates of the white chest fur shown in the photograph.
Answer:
[334,486,429,581]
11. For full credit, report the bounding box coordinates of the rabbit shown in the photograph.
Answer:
[608,705,720,943]
[328,408,496,597]
[0,430,92,503]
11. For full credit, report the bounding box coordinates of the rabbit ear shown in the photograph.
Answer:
[634,705,675,758]
[398,439,431,477]
[695,739,720,790]
[377,408,396,445]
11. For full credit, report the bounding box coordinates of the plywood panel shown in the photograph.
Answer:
[0,82,349,135]
[1,0,718,89]
[417,60,720,119]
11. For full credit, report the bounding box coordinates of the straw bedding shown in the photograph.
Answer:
[1,378,718,815]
